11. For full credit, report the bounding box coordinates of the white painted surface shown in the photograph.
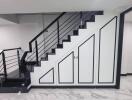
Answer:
[78,35,94,83]
[121,22,132,74]
[125,11,132,22]
[31,12,119,86]
[99,17,117,83]
[58,52,74,83]
[39,68,54,83]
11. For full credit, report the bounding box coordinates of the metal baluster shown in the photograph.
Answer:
[35,40,39,65]
[17,49,21,77]
[57,19,60,45]
[80,12,83,28]
[2,51,7,79]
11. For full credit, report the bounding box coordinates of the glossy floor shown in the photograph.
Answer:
[0,76,132,100]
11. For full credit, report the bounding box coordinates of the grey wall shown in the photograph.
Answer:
[0,14,18,23]
[0,14,59,51]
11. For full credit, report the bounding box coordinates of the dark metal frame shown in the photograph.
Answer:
[116,7,132,89]
[121,73,132,76]
[31,85,116,89]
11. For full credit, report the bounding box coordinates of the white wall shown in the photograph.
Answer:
[0,14,59,51]
[121,22,132,74]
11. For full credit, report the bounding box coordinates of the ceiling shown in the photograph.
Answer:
[0,0,131,14]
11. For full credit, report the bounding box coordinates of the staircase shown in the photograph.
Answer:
[0,11,119,92]
[23,11,104,87]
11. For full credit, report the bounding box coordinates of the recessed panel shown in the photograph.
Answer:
[39,68,54,84]
[98,17,117,83]
[58,52,74,84]
[78,35,95,83]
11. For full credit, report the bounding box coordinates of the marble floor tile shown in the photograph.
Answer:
[0,76,132,100]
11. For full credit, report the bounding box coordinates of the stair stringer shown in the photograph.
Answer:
[31,12,119,86]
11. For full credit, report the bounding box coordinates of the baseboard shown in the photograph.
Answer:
[121,73,132,76]
[31,85,116,89]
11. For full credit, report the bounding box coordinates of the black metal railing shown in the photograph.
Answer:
[21,11,102,65]
[0,48,22,79]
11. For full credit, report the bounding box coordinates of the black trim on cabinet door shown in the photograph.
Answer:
[31,85,116,89]
[39,68,54,84]
[78,34,95,84]
[116,7,132,89]
[98,16,118,84]
[121,73,132,76]
[58,51,74,84]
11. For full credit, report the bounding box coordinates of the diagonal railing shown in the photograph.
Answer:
[21,11,103,68]
[0,48,22,79]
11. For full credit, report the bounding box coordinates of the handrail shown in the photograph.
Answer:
[25,12,81,61]
[22,11,103,63]
[0,47,21,54]
[24,12,81,62]
[0,47,22,78]
[21,12,66,62]
[3,47,21,51]
[29,12,66,44]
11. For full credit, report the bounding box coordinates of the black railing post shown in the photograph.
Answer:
[35,40,39,65]
[57,19,60,45]
[2,51,7,79]
[17,49,20,66]
[17,49,21,77]
[80,11,83,26]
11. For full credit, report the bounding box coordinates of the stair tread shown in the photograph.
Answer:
[41,57,48,61]
[79,24,86,29]
[26,61,37,65]
[57,44,63,48]
[85,15,95,22]
[0,87,28,93]
[48,53,55,55]
[51,49,56,53]
[62,39,70,42]
[94,11,103,15]
[73,30,78,35]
